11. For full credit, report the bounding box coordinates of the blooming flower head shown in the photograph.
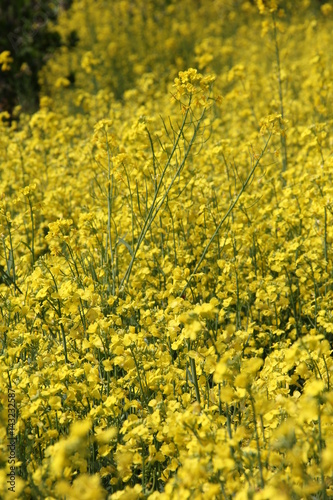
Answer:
[0,51,13,71]
[256,0,279,14]
[173,68,216,106]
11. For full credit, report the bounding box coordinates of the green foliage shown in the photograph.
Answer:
[0,0,73,115]
[0,0,333,498]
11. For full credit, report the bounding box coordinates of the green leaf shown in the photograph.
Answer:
[117,237,133,257]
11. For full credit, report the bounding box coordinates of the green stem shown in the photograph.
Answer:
[105,132,116,295]
[180,133,271,296]
[272,13,287,173]
[188,340,201,405]
[130,345,147,404]
[28,196,35,267]
[249,389,264,489]
[318,403,328,500]
[120,100,206,291]
[324,206,328,295]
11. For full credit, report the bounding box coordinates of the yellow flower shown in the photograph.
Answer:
[110,484,143,500]
[321,3,333,16]
[234,373,249,389]
[81,51,99,74]
[55,77,71,88]
[256,0,278,14]
[303,379,325,398]
[0,50,13,71]
[173,68,215,105]
[69,474,106,500]
[70,418,92,438]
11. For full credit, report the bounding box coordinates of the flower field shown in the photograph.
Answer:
[1,0,333,498]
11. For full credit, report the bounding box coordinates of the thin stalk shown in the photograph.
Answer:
[324,206,328,295]
[318,403,328,500]
[105,133,116,295]
[43,263,68,363]
[60,322,68,365]
[272,13,287,173]
[322,355,330,391]
[130,345,147,404]
[249,389,264,489]
[142,444,146,491]
[180,133,271,296]
[226,402,232,439]
[27,195,35,267]
[190,357,201,404]
[6,221,16,287]
[120,100,206,291]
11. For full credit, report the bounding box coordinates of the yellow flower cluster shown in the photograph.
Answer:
[0,51,13,72]
[0,0,332,499]
[256,0,279,14]
[173,68,216,107]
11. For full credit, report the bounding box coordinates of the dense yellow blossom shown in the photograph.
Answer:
[0,0,332,498]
